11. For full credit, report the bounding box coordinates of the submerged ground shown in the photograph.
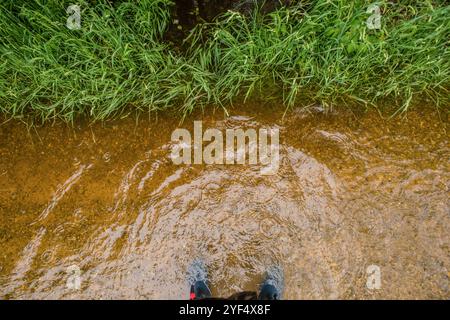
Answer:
[0,104,448,299]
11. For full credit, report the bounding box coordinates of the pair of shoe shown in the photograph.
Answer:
[187,259,283,300]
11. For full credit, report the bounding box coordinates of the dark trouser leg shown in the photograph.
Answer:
[258,266,283,300]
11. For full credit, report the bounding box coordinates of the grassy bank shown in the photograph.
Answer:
[0,0,449,121]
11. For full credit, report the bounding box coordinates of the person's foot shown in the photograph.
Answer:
[187,259,212,300]
[258,265,283,300]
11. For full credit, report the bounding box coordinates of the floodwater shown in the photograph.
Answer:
[0,104,448,299]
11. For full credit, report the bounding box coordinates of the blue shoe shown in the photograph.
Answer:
[187,259,212,300]
[258,266,283,300]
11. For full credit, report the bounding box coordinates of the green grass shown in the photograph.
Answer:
[0,0,449,122]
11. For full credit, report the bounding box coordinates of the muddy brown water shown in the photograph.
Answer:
[0,104,449,299]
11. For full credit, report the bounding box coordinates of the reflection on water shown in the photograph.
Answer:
[0,105,448,299]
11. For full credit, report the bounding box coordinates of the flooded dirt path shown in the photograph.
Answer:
[0,105,449,299]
